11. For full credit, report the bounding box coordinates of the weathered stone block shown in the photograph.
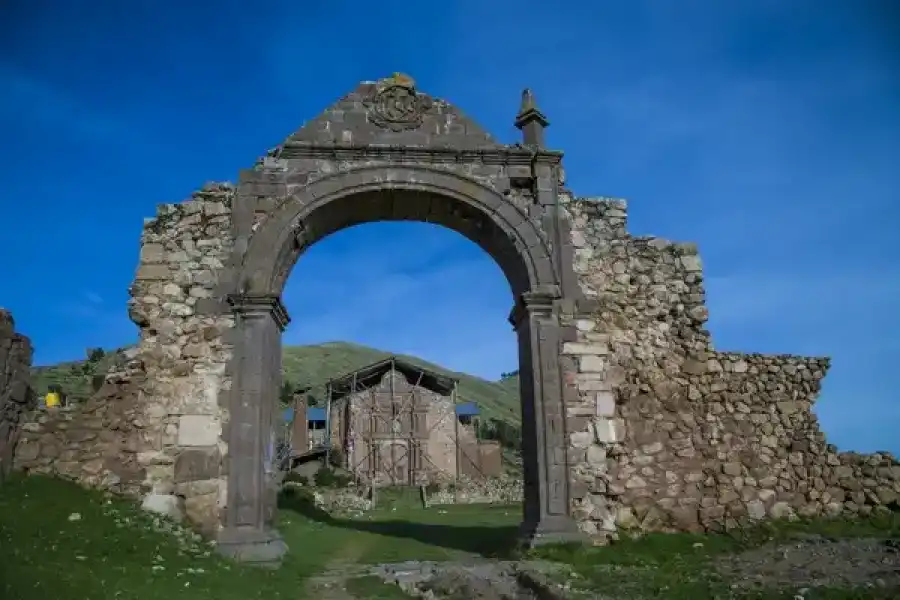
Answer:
[135,264,171,280]
[139,243,166,263]
[578,355,606,373]
[177,415,220,447]
[563,342,609,355]
[593,417,618,444]
[174,448,221,483]
[595,391,615,417]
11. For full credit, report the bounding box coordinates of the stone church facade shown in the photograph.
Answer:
[8,74,898,566]
[324,358,493,487]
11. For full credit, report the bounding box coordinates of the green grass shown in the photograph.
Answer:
[31,341,523,427]
[3,474,897,600]
[0,475,520,600]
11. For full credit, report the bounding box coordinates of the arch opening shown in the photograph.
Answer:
[219,166,583,563]
[274,188,530,299]
[238,166,556,299]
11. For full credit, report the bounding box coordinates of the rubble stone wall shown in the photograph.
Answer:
[561,195,900,539]
[0,309,36,482]
[426,474,524,506]
[14,184,236,533]
[14,363,149,496]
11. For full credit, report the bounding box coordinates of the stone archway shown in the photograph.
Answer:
[17,72,869,570]
[214,80,587,560]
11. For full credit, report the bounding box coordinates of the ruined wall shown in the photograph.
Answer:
[14,184,236,533]
[561,195,900,539]
[427,473,524,506]
[11,183,898,545]
[123,182,236,532]
[15,356,149,495]
[0,309,36,481]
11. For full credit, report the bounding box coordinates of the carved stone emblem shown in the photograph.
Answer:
[367,73,432,132]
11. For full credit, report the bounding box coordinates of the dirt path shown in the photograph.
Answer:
[302,536,374,599]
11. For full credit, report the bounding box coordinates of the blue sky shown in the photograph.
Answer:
[1,1,898,454]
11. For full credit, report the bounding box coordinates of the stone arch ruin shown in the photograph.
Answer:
[138,76,588,563]
[12,73,898,568]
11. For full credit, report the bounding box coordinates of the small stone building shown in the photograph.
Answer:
[325,357,500,487]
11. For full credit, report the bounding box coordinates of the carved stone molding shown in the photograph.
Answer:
[278,142,564,165]
[365,73,433,132]
[226,293,290,331]
[508,285,561,329]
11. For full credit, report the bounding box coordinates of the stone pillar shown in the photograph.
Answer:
[217,293,290,567]
[510,288,583,545]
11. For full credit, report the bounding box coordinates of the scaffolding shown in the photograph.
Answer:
[314,357,498,503]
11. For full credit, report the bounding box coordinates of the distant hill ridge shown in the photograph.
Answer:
[31,341,523,427]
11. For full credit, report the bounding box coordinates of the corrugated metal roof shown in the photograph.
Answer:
[455,402,480,417]
[281,406,327,422]
[324,356,458,402]
[307,407,326,422]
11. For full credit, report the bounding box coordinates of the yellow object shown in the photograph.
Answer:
[386,72,414,87]
[45,392,60,407]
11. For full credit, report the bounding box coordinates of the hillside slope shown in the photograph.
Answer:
[31,342,523,426]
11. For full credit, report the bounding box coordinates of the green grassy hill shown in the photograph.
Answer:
[31,341,523,427]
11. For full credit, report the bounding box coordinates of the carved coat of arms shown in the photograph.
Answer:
[367,73,432,132]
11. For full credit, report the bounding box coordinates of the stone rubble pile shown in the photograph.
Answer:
[426,475,524,506]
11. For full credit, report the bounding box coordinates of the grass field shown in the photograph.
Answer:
[2,475,898,600]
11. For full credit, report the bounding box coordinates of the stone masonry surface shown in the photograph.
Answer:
[10,76,900,552]
[15,184,236,532]
[560,195,899,539]
[0,309,36,482]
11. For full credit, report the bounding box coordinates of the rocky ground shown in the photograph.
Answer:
[307,559,582,600]
[302,533,900,599]
[716,534,900,594]
[290,481,900,599]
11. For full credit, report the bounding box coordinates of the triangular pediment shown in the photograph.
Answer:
[285,74,499,149]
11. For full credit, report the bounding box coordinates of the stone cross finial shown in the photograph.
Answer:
[514,88,549,147]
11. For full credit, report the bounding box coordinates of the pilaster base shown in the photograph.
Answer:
[519,514,586,548]
[216,526,288,568]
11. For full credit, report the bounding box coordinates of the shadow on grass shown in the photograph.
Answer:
[278,488,520,558]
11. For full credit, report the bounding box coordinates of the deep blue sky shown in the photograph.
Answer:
[1,1,898,453]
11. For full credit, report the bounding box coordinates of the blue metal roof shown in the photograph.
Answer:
[455,402,480,417]
[281,406,327,423]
